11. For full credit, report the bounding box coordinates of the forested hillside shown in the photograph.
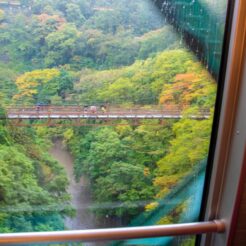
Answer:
[66,50,216,220]
[0,122,73,232]
[0,1,217,244]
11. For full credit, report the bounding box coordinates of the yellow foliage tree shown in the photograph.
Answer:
[159,62,216,108]
[13,69,60,103]
[0,9,4,22]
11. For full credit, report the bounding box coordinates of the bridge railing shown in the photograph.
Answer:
[6,105,210,118]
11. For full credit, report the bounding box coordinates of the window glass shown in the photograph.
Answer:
[0,0,228,245]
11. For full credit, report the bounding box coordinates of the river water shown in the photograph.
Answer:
[50,139,123,246]
[50,139,95,230]
[50,139,96,246]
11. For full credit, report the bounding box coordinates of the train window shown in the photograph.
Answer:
[0,0,233,245]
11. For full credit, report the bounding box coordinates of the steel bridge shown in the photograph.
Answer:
[6,105,210,126]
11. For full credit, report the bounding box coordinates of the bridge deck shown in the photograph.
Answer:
[6,106,210,120]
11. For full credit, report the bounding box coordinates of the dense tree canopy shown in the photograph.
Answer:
[0,123,73,233]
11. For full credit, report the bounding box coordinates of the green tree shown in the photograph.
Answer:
[55,69,74,101]
[65,3,85,25]
[45,24,81,66]
[95,161,154,217]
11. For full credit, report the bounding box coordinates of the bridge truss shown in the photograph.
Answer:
[6,105,210,127]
